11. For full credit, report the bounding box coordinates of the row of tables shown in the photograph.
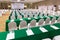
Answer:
[6,15,59,31]
[1,23,60,40]
[5,11,60,40]
[9,11,44,20]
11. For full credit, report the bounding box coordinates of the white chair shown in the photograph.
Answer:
[53,35,60,40]
[24,15,28,18]
[51,17,56,24]
[57,17,60,23]
[44,13,47,16]
[45,18,50,25]
[17,15,22,19]
[57,11,60,16]
[11,16,15,20]
[42,38,51,40]
[12,12,15,16]
[30,20,36,27]
[17,12,20,16]
[8,22,17,31]
[40,13,43,16]
[37,12,39,15]
[38,19,44,26]
[19,20,27,29]
[29,14,33,18]
[34,14,38,17]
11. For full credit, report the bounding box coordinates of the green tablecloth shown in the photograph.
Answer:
[0,32,8,40]
[1,23,60,40]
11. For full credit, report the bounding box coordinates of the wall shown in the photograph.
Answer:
[0,2,11,9]
[32,0,60,11]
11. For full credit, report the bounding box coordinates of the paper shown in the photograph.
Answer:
[26,29,34,36]
[53,35,60,40]
[39,27,48,32]
[6,32,15,40]
[11,20,14,22]
[28,18,31,20]
[50,25,59,30]
[20,19,23,20]
[36,23,38,26]
[42,38,51,40]
[34,17,38,19]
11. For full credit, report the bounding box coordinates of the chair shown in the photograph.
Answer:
[8,22,17,31]
[17,12,20,15]
[24,15,28,18]
[47,14,49,16]
[42,38,51,40]
[38,19,44,26]
[51,17,56,24]
[19,20,27,29]
[30,20,36,27]
[44,13,47,16]
[37,12,39,15]
[12,12,15,16]
[57,17,60,23]
[17,15,22,19]
[11,15,15,20]
[34,14,38,17]
[29,14,33,18]
[45,18,50,25]
[53,35,60,40]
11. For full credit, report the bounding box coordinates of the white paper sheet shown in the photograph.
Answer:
[50,25,59,30]
[6,31,15,40]
[39,27,48,32]
[11,20,14,22]
[26,29,34,36]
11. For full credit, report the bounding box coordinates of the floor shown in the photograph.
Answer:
[0,11,10,32]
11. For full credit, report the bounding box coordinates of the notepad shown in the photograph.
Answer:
[36,23,38,26]
[42,38,51,40]
[6,32,15,40]
[53,35,60,40]
[34,17,38,19]
[39,27,48,32]
[50,25,59,30]
[20,19,23,20]
[26,29,34,36]
[11,20,14,22]
[28,18,31,20]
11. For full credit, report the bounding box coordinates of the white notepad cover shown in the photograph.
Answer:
[6,32,15,40]
[26,29,34,36]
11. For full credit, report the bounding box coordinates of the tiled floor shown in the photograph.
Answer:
[0,11,10,32]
